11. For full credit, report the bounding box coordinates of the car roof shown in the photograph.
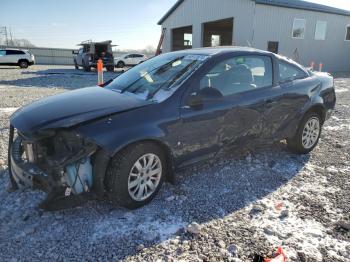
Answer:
[172,46,272,56]
[1,48,26,51]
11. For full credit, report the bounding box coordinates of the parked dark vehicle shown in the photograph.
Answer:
[8,47,336,210]
[73,40,115,72]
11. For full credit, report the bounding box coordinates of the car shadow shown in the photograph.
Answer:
[0,142,310,260]
[0,68,121,90]
[0,67,19,70]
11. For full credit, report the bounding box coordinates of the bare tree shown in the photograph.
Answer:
[12,38,35,47]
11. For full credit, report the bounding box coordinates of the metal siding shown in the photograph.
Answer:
[160,0,350,72]
[253,4,350,71]
[161,0,255,52]
[0,45,76,65]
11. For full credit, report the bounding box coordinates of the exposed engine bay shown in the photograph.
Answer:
[9,128,108,210]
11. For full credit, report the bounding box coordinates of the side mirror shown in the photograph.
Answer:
[186,88,223,109]
[72,50,78,55]
[186,93,203,108]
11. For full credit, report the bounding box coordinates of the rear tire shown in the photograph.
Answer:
[83,64,91,72]
[18,60,28,69]
[116,61,125,68]
[287,112,322,154]
[106,65,114,72]
[105,142,166,209]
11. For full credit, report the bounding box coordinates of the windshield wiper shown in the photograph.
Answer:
[146,61,196,100]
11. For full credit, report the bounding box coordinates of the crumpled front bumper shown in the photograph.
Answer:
[9,131,51,192]
[8,126,101,210]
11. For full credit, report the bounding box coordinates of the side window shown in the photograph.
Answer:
[6,50,16,55]
[292,19,306,39]
[345,25,350,41]
[83,46,90,53]
[278,61,307,82]
[315,21,327,40]
[199,55,273,97]
[0,50,6,56]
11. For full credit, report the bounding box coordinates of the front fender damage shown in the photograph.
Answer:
[9,128,110,211]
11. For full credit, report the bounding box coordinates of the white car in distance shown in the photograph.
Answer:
[114,53,147,68]
[0,48,35,68]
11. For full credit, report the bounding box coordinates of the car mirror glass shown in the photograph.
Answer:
[198,87,223,101]
[186,93,203,108]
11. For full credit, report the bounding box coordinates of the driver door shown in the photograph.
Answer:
[177,54,273,167]
[76,49,83,65]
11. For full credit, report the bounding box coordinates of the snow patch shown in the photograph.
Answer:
[249,163,349,262]
[324,124,350,131]
[335,87,348,93]
[0,107,18,114]
[91,212,185,242]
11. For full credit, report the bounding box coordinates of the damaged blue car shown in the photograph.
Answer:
[8,47,336,210]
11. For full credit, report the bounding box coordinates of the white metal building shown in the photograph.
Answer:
[158,0,350,72]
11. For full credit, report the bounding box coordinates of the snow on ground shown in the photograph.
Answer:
[92,212,185,242]
[0,108,18,114]
[0,66,349,261]
[248,162,349,261]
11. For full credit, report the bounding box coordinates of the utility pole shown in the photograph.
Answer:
[4,26,8,46]
[9,27,13,46]
[0,26,9,46]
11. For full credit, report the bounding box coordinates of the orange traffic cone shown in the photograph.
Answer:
[264,247,286,262]
[97,58,104,86]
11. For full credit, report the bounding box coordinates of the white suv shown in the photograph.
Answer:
[0,49,35,68]
[114,53,147,68]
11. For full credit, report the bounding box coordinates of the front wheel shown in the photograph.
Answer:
[74,59,79,70]
[287,112,322,154]
[18,60,28,69]
[116,61,125,68]
[105,142,166,209]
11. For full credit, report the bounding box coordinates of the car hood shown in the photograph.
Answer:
[10,86,152,136]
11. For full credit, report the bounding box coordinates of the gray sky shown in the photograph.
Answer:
[0,0,349,50]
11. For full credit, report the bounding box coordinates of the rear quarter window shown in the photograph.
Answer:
[278,61,308,82]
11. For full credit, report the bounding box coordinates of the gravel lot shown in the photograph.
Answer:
[0,65,349,262]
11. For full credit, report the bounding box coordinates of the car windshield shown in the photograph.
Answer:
[106,52,209,101]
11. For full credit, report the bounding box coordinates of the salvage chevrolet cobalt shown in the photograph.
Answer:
[8,47,336,210]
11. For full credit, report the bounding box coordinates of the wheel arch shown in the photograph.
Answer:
[17,58,29,64]
[110,138,175,184]
[303,104,326,124]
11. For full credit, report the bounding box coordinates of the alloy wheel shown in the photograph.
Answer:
[19,61,28,68]
[302,117,320,149]
[128,153,162,201]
